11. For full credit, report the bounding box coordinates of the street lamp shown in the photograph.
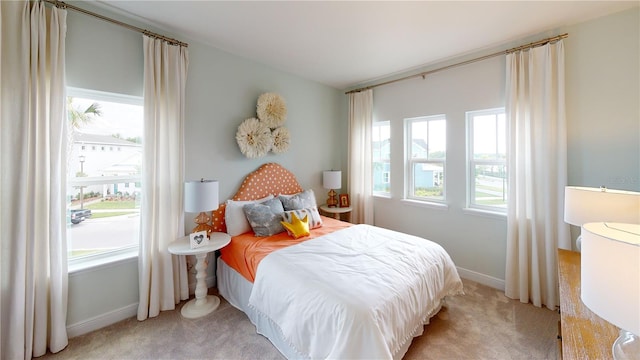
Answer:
[79,155,85,209]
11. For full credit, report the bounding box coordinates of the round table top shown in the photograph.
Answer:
[320,204,352,213]
[168,232,231,255]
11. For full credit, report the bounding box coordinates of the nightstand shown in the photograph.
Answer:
[320,204,352,223]
[557,249,619,359]
[168,232,231,318]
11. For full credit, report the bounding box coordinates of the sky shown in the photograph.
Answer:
[70,97,143,139]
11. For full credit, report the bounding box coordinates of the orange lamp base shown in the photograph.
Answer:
[326,189,338,208]
[192,211,213,236]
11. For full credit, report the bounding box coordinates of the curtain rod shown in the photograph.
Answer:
[345,33,568,94]
[41,0,188,47]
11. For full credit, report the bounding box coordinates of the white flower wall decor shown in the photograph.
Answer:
[236,117,273,159]
[271,126,291,154]
[236,92,291,158]
[256,92,287,128]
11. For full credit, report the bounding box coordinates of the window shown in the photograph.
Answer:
[372,121,390,196]
[405,115,446,202]
[466,108,507,212]
[67,87,143,266]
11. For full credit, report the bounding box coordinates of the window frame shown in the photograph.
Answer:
[404,114,447,204]
[66,87,143,271]
[465,107,507,213]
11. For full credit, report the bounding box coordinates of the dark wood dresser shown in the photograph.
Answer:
[557,249,619,359]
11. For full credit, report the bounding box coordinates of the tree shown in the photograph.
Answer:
[66,97,103,174]
[68,97,102,129]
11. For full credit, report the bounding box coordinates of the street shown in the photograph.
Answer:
[68,213,140,251]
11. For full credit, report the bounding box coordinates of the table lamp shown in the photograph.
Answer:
[323,170,341,208]
[184,179,219,236]
[564,186,640,250]
[581,222,640,359]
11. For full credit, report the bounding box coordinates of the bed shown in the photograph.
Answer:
[210,163,464,359]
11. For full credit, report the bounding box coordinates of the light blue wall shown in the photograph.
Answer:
[63,2,638,334]
[64,2,346,332]
[356,7,639,287]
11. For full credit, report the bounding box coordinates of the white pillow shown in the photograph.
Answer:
[225,195,274,236]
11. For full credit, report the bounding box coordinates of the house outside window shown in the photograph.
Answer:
[405,115,446,202]
[67,87,143,268]
[466,108,507,212]
[372,121,390,196]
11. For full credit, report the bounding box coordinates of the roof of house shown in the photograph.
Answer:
[74,132,140,147]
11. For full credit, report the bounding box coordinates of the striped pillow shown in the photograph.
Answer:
[281,207,323,230]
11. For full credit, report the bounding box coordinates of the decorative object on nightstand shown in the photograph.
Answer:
[185,179,219,237]
[323,170,341,208]
[339,193,350,208]
[581,222,640,360]
[168,232,231,319]
[563,186,640,250]
[189,230,209,249]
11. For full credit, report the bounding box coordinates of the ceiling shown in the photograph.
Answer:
[95,1,638,89]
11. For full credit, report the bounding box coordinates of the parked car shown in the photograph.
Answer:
[70,209,92,224]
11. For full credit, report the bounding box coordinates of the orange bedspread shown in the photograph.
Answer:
[220,216,351,283]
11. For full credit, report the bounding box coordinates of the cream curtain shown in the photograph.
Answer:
[504,41,571,310]
[0,1,69,358]
[348,90,374,225]
[137,36,189,320]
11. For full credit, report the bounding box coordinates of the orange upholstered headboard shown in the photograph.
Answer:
[210,163,304,233]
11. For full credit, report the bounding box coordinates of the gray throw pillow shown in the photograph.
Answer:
[243,197,285,236]
[279,189,317,211]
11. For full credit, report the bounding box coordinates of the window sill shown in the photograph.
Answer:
[462,207,507,220]
[400,199,449,211]
[68,247,138,274]
[373,193,391,199]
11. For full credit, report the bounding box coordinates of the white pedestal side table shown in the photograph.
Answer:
[168,232,231,319]
[320,204,352,223]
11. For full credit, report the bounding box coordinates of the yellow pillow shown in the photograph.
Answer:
[280,212,310,239]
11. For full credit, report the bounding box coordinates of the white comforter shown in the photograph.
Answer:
[248,224,464,359]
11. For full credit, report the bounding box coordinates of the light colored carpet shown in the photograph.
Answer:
[38,279,559,359]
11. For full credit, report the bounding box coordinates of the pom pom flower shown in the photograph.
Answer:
[257,92,287,128]
[236,117,273,158]
[271,127,290,154]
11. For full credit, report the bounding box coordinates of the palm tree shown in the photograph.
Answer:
[67,97,102,129]
[66,97,102,181]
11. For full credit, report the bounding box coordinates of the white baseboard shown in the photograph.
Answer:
[67,303,138,338]
[456,266,505,291]
[68,276,216,338]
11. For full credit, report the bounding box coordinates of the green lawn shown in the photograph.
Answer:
[87,200,137,210]
[91,211,137,219]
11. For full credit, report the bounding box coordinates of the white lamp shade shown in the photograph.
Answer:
[323,170,341,190]
[564,186,640,226]
[184,180,219,213]
[581,222,640,336]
